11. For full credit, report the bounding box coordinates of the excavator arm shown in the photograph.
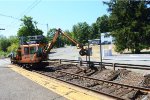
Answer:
[60,31,83,48]
[45,28,87,56]
[46,28,61,55]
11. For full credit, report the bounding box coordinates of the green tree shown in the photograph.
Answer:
[72,22,91,44]
[7,36,19,52]
[96,14,110,33]
[47,28,79,48]
[9,36,19,44]
[17,16,43,37]
[61,30,73,46]
[104,0,150,53]
[7,43,19,53]
[0,35,11,52]
[47,28,57,41]
[47,28,63,47]
[90,23,99,39]
[86,15,110,40]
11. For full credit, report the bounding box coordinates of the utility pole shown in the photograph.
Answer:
[99,29,103,70]
[46,24,48,33]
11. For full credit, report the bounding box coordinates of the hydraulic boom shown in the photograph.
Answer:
[45,28,87,56]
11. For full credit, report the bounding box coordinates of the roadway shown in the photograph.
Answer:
[49,46,150,65]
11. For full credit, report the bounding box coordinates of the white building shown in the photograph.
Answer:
[101,32,113,44]
[89,32,114,45]
[88,32,114,57]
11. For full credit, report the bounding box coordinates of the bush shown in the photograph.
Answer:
[0,51,8,58]
[7,43,19,53]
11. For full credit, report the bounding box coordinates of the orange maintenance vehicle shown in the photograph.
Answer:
[10,28,87,68]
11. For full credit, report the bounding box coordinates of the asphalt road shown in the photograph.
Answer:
[0,58,67,100]
[49,46,150,65]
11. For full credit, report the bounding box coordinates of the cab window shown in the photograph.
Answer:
[38,47,42,53]
[30,47,36,54]
[24,47,29,55]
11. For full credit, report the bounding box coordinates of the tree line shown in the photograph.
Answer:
[47,15,110,47]
[47,0,150,54]
[0,0,150,56]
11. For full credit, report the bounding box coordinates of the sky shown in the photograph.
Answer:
[0,0,109,37]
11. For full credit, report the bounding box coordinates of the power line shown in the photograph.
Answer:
[20,0,42,16]
[0,0,44,34]
[20,0,39,16]
[1,0,42,29]
[0,13,20,20]
[0,13,21,28]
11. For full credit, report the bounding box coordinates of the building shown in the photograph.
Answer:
[89,32,114,45]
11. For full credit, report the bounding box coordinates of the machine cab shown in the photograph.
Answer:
[18,44,43,63]
[14,35,46,64]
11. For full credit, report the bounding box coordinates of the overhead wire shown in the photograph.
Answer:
[0,13,20,20]
[20,0,42,17]
[0,13,20,29]
[2,0,42,29]
[0,0,48,35]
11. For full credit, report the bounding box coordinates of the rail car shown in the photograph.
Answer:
[11,44,47,67]
[10,35,48,67]
[10,28,88,68]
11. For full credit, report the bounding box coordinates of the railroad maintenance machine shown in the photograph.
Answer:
[10,28,88,68]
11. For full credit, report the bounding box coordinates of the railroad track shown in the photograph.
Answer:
[30,66,150,100]
[6,57,150,100]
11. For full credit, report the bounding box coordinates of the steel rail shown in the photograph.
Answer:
[32,70,124,100]
[56,70,150,92]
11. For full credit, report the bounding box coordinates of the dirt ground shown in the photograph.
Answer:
[47,61,149,88]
